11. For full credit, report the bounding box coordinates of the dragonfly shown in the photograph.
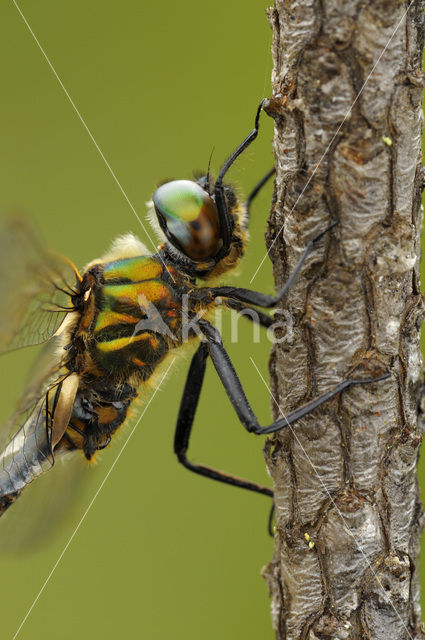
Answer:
[0,101,389,533]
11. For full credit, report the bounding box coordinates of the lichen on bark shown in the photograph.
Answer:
[262,1,425,638]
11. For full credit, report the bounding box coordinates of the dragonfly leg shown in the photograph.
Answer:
[173,342,273,499]
[200,320,390,436]
[207,221,337,309]
[222,299,273,329]
[245,167,275,221]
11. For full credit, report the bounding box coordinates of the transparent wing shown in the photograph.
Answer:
[0,328,76,485]
[0,362,74,501]
[0,336,68,452]
[0,335,86,548]
[0,451,88,551]
[0,379,91,551]
[0,216,79,354]
[0,217,86,548]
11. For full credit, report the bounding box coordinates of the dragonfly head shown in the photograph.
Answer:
[152,179,223,262]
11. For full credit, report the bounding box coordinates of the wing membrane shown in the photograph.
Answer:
[0,217,87,547]
[0,451,88,551]
[0,336,82,535]
[0,216,79,354]
[0,336,69,451]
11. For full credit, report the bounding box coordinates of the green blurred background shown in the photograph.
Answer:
[0,1,276,639]
[0,2,423,639]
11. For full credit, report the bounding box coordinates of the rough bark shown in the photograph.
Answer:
[262,1,425,638]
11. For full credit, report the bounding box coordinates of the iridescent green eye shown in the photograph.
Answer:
[153,180,222,261]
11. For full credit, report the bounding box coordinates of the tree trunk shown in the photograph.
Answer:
[262,1,425,638]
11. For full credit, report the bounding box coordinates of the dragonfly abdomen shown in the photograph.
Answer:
[0,490,21,517]
[0,398,54,509]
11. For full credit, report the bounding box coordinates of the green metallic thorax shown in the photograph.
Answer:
[90,255,187,379]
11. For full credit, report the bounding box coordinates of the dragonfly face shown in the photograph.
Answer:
[153,179,223,261]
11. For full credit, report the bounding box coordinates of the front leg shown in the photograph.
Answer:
[222,299,273,329]
[208,222,337,309]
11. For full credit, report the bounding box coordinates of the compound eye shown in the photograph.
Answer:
[153,180,222,261]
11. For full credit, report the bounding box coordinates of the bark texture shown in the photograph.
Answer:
[263,1,425,638]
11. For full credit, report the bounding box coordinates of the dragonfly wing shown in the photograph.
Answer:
[0,335,70,451]
[0,330,86,547]
[0,216,79,354]
[0,451,89,551]
[0,217,86,547]
[0,339,79,503]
